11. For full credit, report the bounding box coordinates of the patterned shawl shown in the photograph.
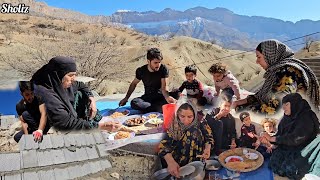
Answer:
[168,98,199,141]
[255,39,320,107]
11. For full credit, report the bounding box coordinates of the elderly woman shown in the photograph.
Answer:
[158,99,214,178]
[233,39,319,115]
[31,56,101,130]
[261,93,319,179]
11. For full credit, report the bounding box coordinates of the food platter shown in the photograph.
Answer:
[146,118,163,125]
[103,109,130,118]
[108,131,135,140]
[142,112,163,120]
[218,148,264,172]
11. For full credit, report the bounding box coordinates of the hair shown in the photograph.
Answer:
[208,62,227,74]
[147,48,163,61]
[185,65,197,75]
[177,103,195,117]
[260,118,277,128]
[256,43,262,53]
[19,81,34,93]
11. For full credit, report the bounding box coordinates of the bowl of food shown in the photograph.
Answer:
[120,115,146,126]
[205,160,221,171]
[146,118,164,125]
[245,152,259,160]
[108,131,135,140]
[103,109,130,118]
[142,112,163,120]
[225,156,244,163]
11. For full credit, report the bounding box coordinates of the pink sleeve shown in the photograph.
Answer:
[226,74,241,98]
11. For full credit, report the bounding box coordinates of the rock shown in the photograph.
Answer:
[110,172,120,179]
[9,121,22,136]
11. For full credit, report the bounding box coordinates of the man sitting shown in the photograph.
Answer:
[119,48,177,113]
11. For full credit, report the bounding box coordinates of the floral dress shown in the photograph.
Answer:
[158,120,214,166]
[239,65,306,115]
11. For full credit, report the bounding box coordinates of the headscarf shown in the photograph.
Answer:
[255,39,320,107]
[282,93,310,119]
[31,56,78,117]
[167,98,199,141]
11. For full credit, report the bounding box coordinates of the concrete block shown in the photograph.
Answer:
[89,160,102,174]
[21,150,38,168]
[50,134,65,148]
[54,167,70,180]
[84,134,96,145]
[50,149,66,165]
[86,146,99,160]
[37,150,54,167]
[24,135,39,150]
[76,147,89,161]
[100,159,112,170]
[19,134,26,151]
[63,134,76,147]
[74,134,87,147]
[0,153,21,172]
[96,144,109,157]
[92,132,105,144]
[81,162,93,175]
[23,171,39,180]
[68,165,82,179]
[62,148,77,163]
[4,173,21,180]
[39,135,53,150]
[38,169,55,180]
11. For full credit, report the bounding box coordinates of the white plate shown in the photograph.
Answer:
[245,152,258,160]
[146,118,164,125]
[108,132,135,140]
[142,112,163,120]
[225,156,244,163]
[179,165,196,177]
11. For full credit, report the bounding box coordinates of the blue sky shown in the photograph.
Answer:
[38,0,320,22]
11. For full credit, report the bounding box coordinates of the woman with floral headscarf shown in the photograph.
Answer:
[233,39,320,115]
[158,99,214,178]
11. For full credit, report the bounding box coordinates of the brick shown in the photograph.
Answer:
[0,153,20,172]
[24,135,39,150]
[51,134,65,148]
[68,165,82,179]
[4,173,21,180]
[81,162,93,175]
[50,149,66,165]
[100,159,112,170]
[21,150,38,168]
[39,135,53,150]
[84,134,96,145]
[74,134,87,147]
[89,160,102,174]
[62,148,77,163]
[63,134,76,147]
[38,169,55,180]
[23,171,39,180]
[54,167,70,180]
[92,132,105,144]
[76,147,89,161]
[37,150,54,167]
[96,144,109,157]
[86,146,99,160]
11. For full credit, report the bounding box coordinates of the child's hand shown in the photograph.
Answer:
[253,140,260,149]
[248,132,255,138]
[202,147,211,160]
[266,146,273,153]
[214,92,219,96]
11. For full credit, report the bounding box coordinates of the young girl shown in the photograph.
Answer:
[208,62,241,101]
[158,99,214,178]
[256,118,277,157]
